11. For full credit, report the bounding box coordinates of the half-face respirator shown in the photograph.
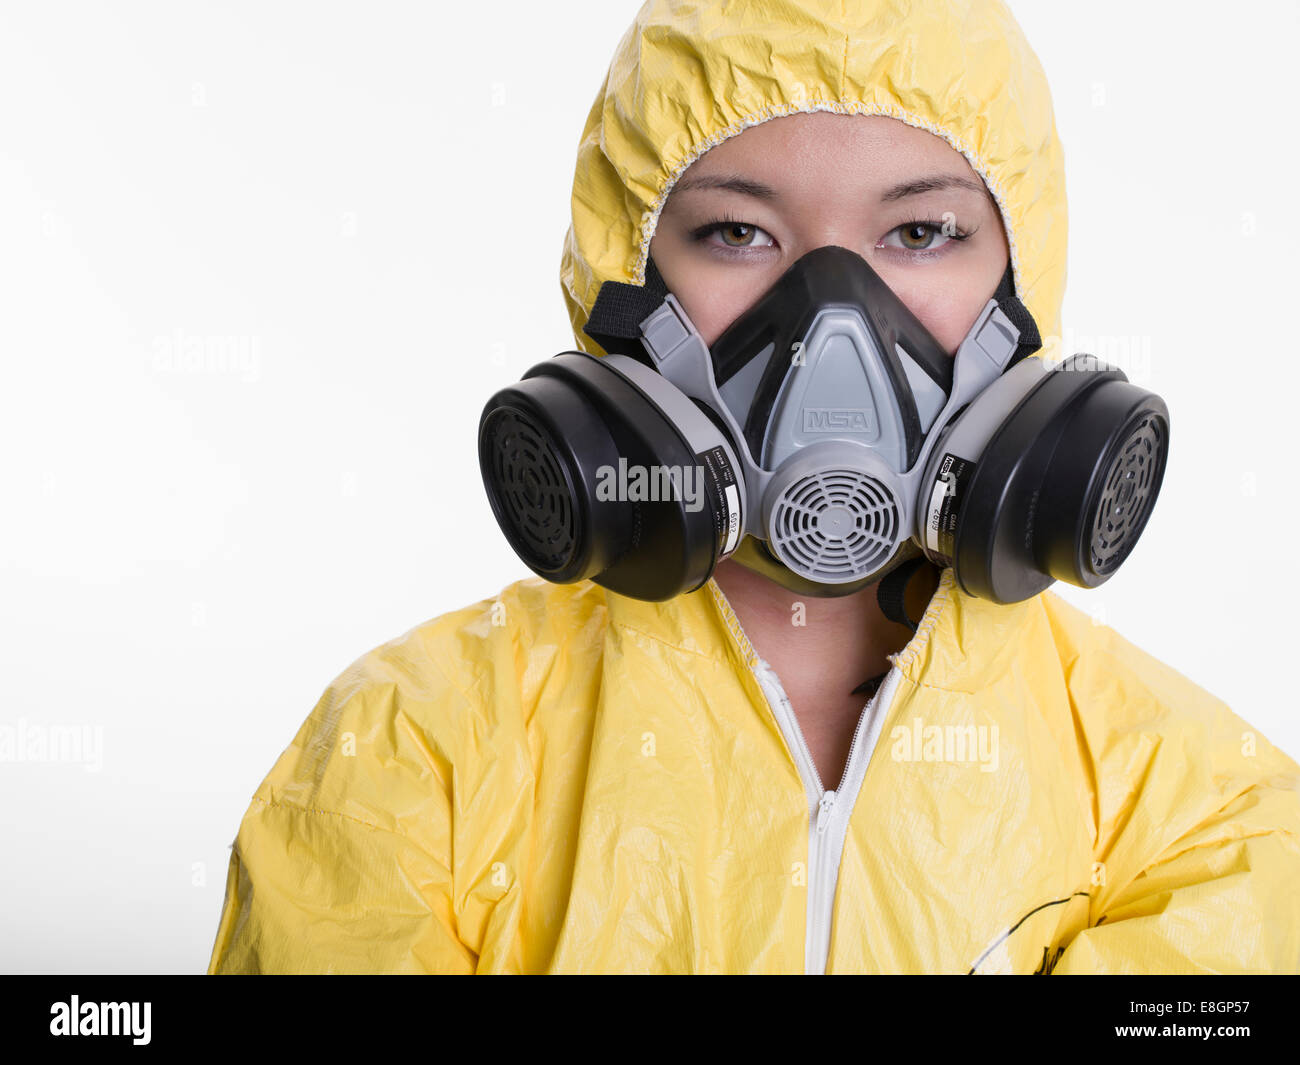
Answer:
[477,245,1169,605]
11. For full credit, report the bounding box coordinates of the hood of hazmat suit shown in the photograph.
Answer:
[208,0,1300,974]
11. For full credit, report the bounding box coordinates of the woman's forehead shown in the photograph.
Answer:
[668,112,989,205]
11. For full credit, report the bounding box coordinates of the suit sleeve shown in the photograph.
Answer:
[206,797,476,974]
[1052,779,1300,973]
[1046,602,1300,974]
[206,636,485,975]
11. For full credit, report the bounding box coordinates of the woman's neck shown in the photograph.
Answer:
[710,556,941,788]
[712,556,939,677]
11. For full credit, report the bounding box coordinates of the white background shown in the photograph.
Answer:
[1,0,1295,974]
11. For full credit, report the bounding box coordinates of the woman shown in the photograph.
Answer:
[207,0,1300,974]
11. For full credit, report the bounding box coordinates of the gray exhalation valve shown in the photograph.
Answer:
[767,464,901,582]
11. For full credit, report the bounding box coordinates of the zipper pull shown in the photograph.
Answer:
[816,791,836,834]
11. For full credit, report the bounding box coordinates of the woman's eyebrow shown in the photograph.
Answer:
[879,174,989,202]
[670,171,989,203]
[671,173,780,200]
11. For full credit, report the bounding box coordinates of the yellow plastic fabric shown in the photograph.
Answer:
[208,0,1300,973]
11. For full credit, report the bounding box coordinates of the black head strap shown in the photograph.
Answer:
[581,257,670,365]
[875,554,928,634]
[993,261,1042,367]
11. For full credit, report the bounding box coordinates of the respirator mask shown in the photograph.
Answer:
[477,245,1169,607]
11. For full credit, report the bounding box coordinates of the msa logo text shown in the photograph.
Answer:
[801,407,874,433]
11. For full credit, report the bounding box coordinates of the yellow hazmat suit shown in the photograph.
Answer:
[208,0,1300,973]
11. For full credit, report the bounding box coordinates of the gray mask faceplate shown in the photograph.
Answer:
[634,293,1025,586]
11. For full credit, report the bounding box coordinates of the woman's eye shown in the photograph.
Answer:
[881,221,962,252]
[692,218,969,256]
[699,221,777,250]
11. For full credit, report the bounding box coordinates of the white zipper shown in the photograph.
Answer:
[752,656,902,974]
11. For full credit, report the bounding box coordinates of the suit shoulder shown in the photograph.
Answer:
[249,578,611,835]
[1035,590,1300,871]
